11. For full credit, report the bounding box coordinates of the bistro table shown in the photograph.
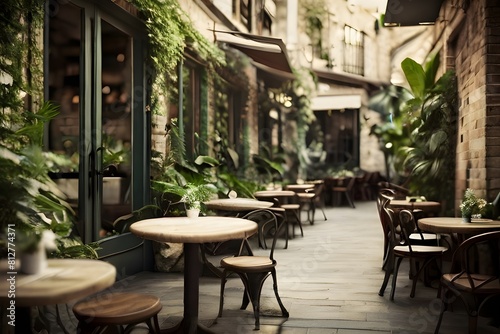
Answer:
[419,217,500,235]
[130,216,257,334]
[388,199,441,215]
[419,217,500,246]
[204,198,273,215]
[0,258,116,333]
[284,184,314,192]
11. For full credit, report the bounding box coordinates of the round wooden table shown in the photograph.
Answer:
[130,216,257,333]
[419,216,500,248]
[0,259,116,333]
[254,190,296,198]
[284,184,314,192]
[418,217,500,235]
[204,198,273,212]
[389,200,441,214]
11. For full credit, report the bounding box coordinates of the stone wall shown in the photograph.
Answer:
[440,0,500,209]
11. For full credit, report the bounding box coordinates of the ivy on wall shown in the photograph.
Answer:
[1,0,45,132]
[133,0,225,114]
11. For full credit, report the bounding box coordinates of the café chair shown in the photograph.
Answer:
[298,182,327,224]
[434,231,500,334]
[72,292,162,333]
[377,181,410,200]
[218,209,289,330]
[379,208,448,300]
[330,176,356,208]
[280,193,304,238]
[377,189,395,270]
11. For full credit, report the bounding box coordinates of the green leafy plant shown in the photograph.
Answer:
[460,188,486,218]
[369,51,457,214]
[180,183,217,210]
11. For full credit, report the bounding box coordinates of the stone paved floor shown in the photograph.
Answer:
[44,200,500,333]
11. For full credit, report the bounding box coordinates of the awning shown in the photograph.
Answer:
[311,95,362,111]
[214,30,294,74]
[314,68,386,92]
[384,0,444,26]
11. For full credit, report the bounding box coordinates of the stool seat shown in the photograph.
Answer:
[73,292,162,333]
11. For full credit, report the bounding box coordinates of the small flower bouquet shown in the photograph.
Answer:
[460,188,487,222]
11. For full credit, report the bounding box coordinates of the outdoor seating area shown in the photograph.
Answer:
[17,199,500,334]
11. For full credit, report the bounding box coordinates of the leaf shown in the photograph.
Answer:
[401,57,426,100]
[428,130,447,154]
[423,50,440,89]
[194,155,220,167]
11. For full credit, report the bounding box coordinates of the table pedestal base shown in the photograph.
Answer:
[160,243,217,334]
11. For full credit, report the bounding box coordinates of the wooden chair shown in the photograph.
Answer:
[218,209,289,330]
[298,182,327,224]
[330,177,356,208]
[434,231,500,334]
[72,292,162,333]
[379,208,448,300]
[377,181,410,200]
[377,189,395,270]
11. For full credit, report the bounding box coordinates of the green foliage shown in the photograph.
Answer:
[0,103,99,259]
[130,0,226,117]
[460,188,487,217]
[369,51,457,213]
[131,0,225,77]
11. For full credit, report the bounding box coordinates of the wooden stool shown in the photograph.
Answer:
[73,292,162,334]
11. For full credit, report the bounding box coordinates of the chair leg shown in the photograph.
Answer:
[345,192,355,208]
[218,270,229,318]
[468,315,478,334]
[243,272,269,330]
[379,254,393,296]
[271,270,289,318]
[390,257,403,301]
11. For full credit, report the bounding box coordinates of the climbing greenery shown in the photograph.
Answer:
[131,0,225,78]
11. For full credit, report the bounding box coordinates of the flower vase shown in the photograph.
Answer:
[21,245,47,274]
[462,215,472,223]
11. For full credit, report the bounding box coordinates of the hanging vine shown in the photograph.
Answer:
[130,0,226,115]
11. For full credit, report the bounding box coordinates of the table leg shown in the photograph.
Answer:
[162,243,215,334]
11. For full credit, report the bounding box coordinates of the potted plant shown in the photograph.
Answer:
[181,183,217,218]
[460,188,486,222]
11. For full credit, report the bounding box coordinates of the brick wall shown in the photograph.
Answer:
[446,0,500,209]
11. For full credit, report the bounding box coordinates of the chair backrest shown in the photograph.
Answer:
[450,231,500,289]
[381,205,400,248]
[345,177,356,190]
[240,209,281,261]
[377,181,410,200]
[398,209,419,251]
[377,190,395,235]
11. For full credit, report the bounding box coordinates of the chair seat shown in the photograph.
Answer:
[221,256,275,271]
[281,204,300,210]
[442,273,500,293]
[297,193,315,200]
[394,244,448,257]
[410,232,439,241]
[73,292,162,325]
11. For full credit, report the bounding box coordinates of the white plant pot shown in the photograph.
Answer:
[186,208,200,218]
[21,245,47,275]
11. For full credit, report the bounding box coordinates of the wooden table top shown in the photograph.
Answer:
[130,216,258,243]
[285,184,314,191]
[204,198,273,211]
[254,190,296,197]
[389,199,441,209]
[389,200,441,212]
[0,259,116,307]
[419,217,500,234]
